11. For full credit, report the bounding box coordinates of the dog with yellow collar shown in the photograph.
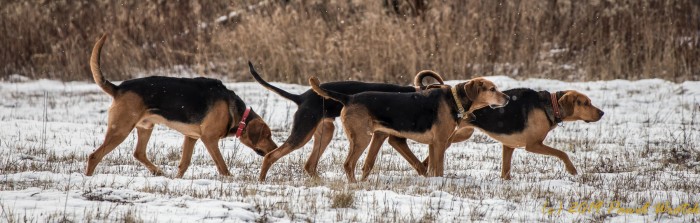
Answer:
[309,76,509,182]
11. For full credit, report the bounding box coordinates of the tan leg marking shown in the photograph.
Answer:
[304,118,335,178]
[501,145,516,180]
[86,93,144,176]
[133,127,164,176]
[361,135,427,181]
[176,136,197,178]
[343,126,372,183]
[525,142,577,175]
[339,106,374,183]
[427,141,449,177]
[359,133,389,181]
[199,101,233,176]
[421,127,475,167]
[425,101,459,177]
[259,128,315,181]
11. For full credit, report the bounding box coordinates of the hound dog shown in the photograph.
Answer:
[362,88,604,180]
[85,35,277,177]
[248,63,445,181]
[309,76,509,182]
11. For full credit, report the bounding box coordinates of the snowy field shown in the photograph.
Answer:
[1,76,699,222]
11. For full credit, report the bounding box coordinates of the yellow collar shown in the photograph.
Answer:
[451,86,469,119]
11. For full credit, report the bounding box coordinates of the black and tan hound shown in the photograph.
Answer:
[85,35,277,177]
[248,63,445,181]
[362,88,604,180]
[309,76,509,182]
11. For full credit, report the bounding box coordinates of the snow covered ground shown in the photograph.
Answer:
[1,76,699,222]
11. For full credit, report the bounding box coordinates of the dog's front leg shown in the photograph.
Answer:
[525,142,577,176]
[501,145,516,180]
[176,137,197,178]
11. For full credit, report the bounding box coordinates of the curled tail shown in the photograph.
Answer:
[309,77,349,105]
[248,62,302,104]
[413,70,445,88]
[90,34,118,97]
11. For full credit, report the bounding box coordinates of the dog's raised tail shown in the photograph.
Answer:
[413,70,445,88]
[248,62,302,104]
[309,77,349,105]
[90,34,118,97]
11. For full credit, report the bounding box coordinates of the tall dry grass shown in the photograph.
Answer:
[2,0,699,83]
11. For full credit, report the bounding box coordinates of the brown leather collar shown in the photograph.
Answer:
[550,92,561,120]
[235,107,252,138]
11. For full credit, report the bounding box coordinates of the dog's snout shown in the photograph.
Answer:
[598,110,605,117]
[501,95,510,106]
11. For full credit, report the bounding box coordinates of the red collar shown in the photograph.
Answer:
[550,93,561,120]
[235,107,252,138]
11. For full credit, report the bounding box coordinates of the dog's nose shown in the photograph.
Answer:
[598,110,605,116]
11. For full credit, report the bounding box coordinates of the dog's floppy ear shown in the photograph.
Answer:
[557,91,577,118]
[463,80,481,101]
[245,118,270,144]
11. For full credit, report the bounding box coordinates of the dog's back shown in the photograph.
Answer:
[470,88,552,134]
[349,89,445,133]
[118,76,238,124]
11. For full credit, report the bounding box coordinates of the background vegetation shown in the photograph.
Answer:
[2,0,698,84]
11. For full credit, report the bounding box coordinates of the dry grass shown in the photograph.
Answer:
[0,78,698,222]
[331,190,355,208]
[2,0,699,83]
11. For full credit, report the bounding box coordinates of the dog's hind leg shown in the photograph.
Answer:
[304,118,335,178]
[176,136,197,178]
[85,108,139,176]
[359,132,389,181]
[259,129,315,181]
[260,111,321,181]
[132,127,164,176]
[501,145,516,180]
[361,136,426,181]
[343,128,372,183]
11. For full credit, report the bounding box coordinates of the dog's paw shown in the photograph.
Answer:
[151,169,165,176]
[501,172,512,180]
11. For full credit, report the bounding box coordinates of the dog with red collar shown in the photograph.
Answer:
[363,88,605,180]
[85,34,278,178]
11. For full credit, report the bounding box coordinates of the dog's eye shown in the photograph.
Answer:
[490,88,495,92]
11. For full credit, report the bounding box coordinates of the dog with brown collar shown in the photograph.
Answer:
[309,76,509,182]
[85,34,278,177]
[362,88,605,180]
